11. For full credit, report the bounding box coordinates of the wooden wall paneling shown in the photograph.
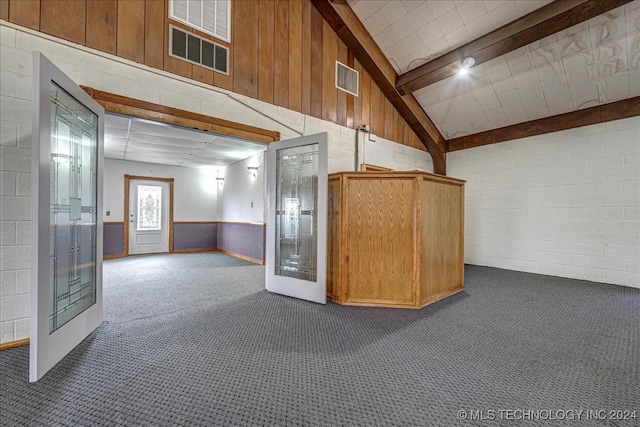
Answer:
[300,0,312,115]
[420,180,464,303]
[383,98,394,141]
[143,0,164,69]
[258,0,275,104]
[288,0,302,112]
[327,177,341,300]
[393,109,403,143]
[8,0,40,30]
[309,4,323,118]
[0,0,8,21]
[345,177,415,304]
[322,20,338,123]
[369,82,380,135]
[192,63,214,85]
[273,0,289,107]
[360,65,371,128]
[233,0,259,98]
[40,0,85,45]
[117,0,145,63]
[86,0,117,55]
[352,58,362,128]
[336,39,348,126]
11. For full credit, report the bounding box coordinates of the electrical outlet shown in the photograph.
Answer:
[251,201,254,208]
[106,211,110,216]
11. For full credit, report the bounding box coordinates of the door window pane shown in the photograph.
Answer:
[275,144,319,282]
[49,82,98,333]
[137,185,162,230]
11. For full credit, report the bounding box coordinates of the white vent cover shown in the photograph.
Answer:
[335,61,359,96]
[169,25,229,75]
[170,0,230,42]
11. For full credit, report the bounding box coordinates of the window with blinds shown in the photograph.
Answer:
[170,0,230,42]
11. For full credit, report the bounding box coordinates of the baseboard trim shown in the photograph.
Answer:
[173,248,217,253]
[104,253,125,259]
[215,248,265,265]
[0,338,29,350]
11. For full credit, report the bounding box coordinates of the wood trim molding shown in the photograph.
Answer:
[396,0,632,94]
[360,163,392,172]
[216,221,267,226]
[173,248,217,254]
[104,254,126,260]
[215,248,265,265]
[173,221,219,224]
[80,86,280,143]
[104,221,125,225]
[447,96,640,152]
[310,0,447,175]
[0,338,29,350]
[123,175,175,256]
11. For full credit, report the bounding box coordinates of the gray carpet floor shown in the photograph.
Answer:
[1,252,638,426]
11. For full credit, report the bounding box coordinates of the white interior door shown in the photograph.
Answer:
[30,52,104,382]
[265,133,328,304]
[128,180,170,255]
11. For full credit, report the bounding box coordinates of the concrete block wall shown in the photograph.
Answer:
[0,23,434,344]
[448,117,640,289]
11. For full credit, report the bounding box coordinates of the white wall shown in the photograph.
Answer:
[448,117,640,289]
[0,23,435,343]
[104,159,219,222]
[218,152,266,223]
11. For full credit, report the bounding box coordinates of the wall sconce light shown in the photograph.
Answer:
[216,177,225,183]
[247,166,259,178]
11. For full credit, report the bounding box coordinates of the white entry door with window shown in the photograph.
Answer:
[31,52,104,382]
[265,133,328,304]
[128,179,170,255]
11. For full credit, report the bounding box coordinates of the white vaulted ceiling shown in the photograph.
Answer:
[104,113,266,169]
[348,0,640,140]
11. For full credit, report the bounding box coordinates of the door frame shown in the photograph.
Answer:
[124,175,175,256]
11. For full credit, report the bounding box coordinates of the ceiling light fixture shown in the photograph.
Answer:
[458,57,475,77]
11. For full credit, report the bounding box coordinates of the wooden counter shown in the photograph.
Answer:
[327,171,465,308]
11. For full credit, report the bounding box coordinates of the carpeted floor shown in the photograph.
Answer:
[1,252,638,426]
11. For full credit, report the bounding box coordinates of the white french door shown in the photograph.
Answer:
[31,52,104,382]
[128,179,170,255]
[265,133,328,304]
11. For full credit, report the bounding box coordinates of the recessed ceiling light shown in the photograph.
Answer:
[462,57,475,68]
[458,67,469,76]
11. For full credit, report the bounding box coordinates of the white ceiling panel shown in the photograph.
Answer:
[104,113,267,168]
[405,2,638,139]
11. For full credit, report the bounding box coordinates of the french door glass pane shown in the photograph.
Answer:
[49,82,98,333]
[137,185,162,231]
[275,143,319,282]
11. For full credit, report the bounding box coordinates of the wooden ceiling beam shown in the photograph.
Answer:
[311,0,447,175]
[446,97,640,152]
[396,0,633,95]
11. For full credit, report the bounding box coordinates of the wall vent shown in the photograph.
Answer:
[335,61,359,96]
[170,25,229,75]
[169,0,230,42]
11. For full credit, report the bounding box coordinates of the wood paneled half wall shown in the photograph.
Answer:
[328,171,465,308]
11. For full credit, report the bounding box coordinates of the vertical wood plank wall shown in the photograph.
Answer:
[3,0,425,151]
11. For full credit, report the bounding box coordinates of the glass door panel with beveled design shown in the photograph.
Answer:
[266,133,328,304]
[31,52,104,382]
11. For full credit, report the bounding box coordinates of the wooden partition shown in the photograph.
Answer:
[328,171,465,308]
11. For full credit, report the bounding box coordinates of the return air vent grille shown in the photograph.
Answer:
[335,61,359,96]
[170,25,228,75]
[170,0,230,42]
